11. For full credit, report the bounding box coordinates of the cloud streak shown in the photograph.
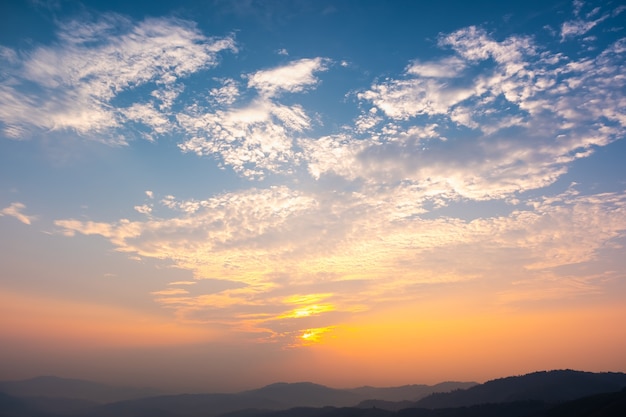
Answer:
[0,202,36,225]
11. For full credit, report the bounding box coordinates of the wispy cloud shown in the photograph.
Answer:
[561,14,608,41]
[0,14,236,142]
[247,57,328,98]
[177,98,311,179]
[560,1,625,42]
[307,23,626,204]
[0,202,37,225]
[176,58,329,178]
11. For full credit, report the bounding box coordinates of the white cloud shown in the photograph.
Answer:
[344,25,626,202]
[0,202,36,225]
[122,103,171,139]
[300,134,368,180]
[559,1,624,41]
[134,204,153,215]
[560,15,608,41]
[439,26,536,64]
[573,0,585,17]
[406,56,467,78]
[247,58,328,98]
[0,14,236,142]
[209,79,240,107]
[358,78,476,119]
[354,108,382,133]
[177,98,310,179]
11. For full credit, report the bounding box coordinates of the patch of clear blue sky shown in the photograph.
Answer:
[1,0,566,73]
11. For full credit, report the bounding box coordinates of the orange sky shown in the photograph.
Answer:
[2,0,626,393]
[2,286,625,392]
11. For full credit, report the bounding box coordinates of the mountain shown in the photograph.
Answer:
[350,382,478,402]
[230,401,549,417]
[4,371,625,417]
[0,391,97,417]
[0,377,474,417]
[414,370,626,409]
[0,391,36,417]
[90,392,282,417]
[216,389,626,417]
[89,382,361,417]
[242,382,363,408]
[82,381,478,417]
[542,387,626,417]
[356,399,416,411]
[0,376,160,404]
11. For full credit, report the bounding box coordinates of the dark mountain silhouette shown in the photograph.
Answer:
[89,380,478,417]
[356,399,415,411]
[0,391,97,417]
[3,371,626,417]
[216,390,626,417]
[349,382,478,403]
[414,370,626,409]
[0,391,37,417]
[89,392,282,417]
[88,382,364,417]
[0,376,160,404]
[541,387,626,417]
[242,382,363,408]
[219,406,395,417]
[215,401,547,417]
[397,401,549,417]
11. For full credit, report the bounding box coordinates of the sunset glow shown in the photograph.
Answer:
[1,0,626,392]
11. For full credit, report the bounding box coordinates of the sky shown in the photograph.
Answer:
[1,0,626,393]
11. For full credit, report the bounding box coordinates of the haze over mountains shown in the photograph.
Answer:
[1,370,626,417]
[0,376,160,404]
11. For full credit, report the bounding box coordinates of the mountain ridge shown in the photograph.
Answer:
[2,370,626,417]
[414,369,626,408]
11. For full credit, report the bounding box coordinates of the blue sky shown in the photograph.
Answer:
[1,0,626,391]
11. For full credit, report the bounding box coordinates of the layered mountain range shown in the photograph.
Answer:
[1,370,625,417]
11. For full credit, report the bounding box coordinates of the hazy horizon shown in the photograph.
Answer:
[2,369,620,394]
[1,372,480,393]
[1,0,625,394]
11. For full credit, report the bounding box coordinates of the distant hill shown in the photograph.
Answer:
[3,371,624,417]
[81,381,481,417]
[242,382,362,408]
[90,392,283,417]
[89,382,365,417]
[0,376,160,404]
[356,399,416,411]
[0,377,472,409]
[218,406,395,417]
[0,391,36,417]
[216,389,626,417]
[414,370,626,409]
[0,390,98,417]
[0,378,475,417]
[349,382,478,403]
[543,387,626,417]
